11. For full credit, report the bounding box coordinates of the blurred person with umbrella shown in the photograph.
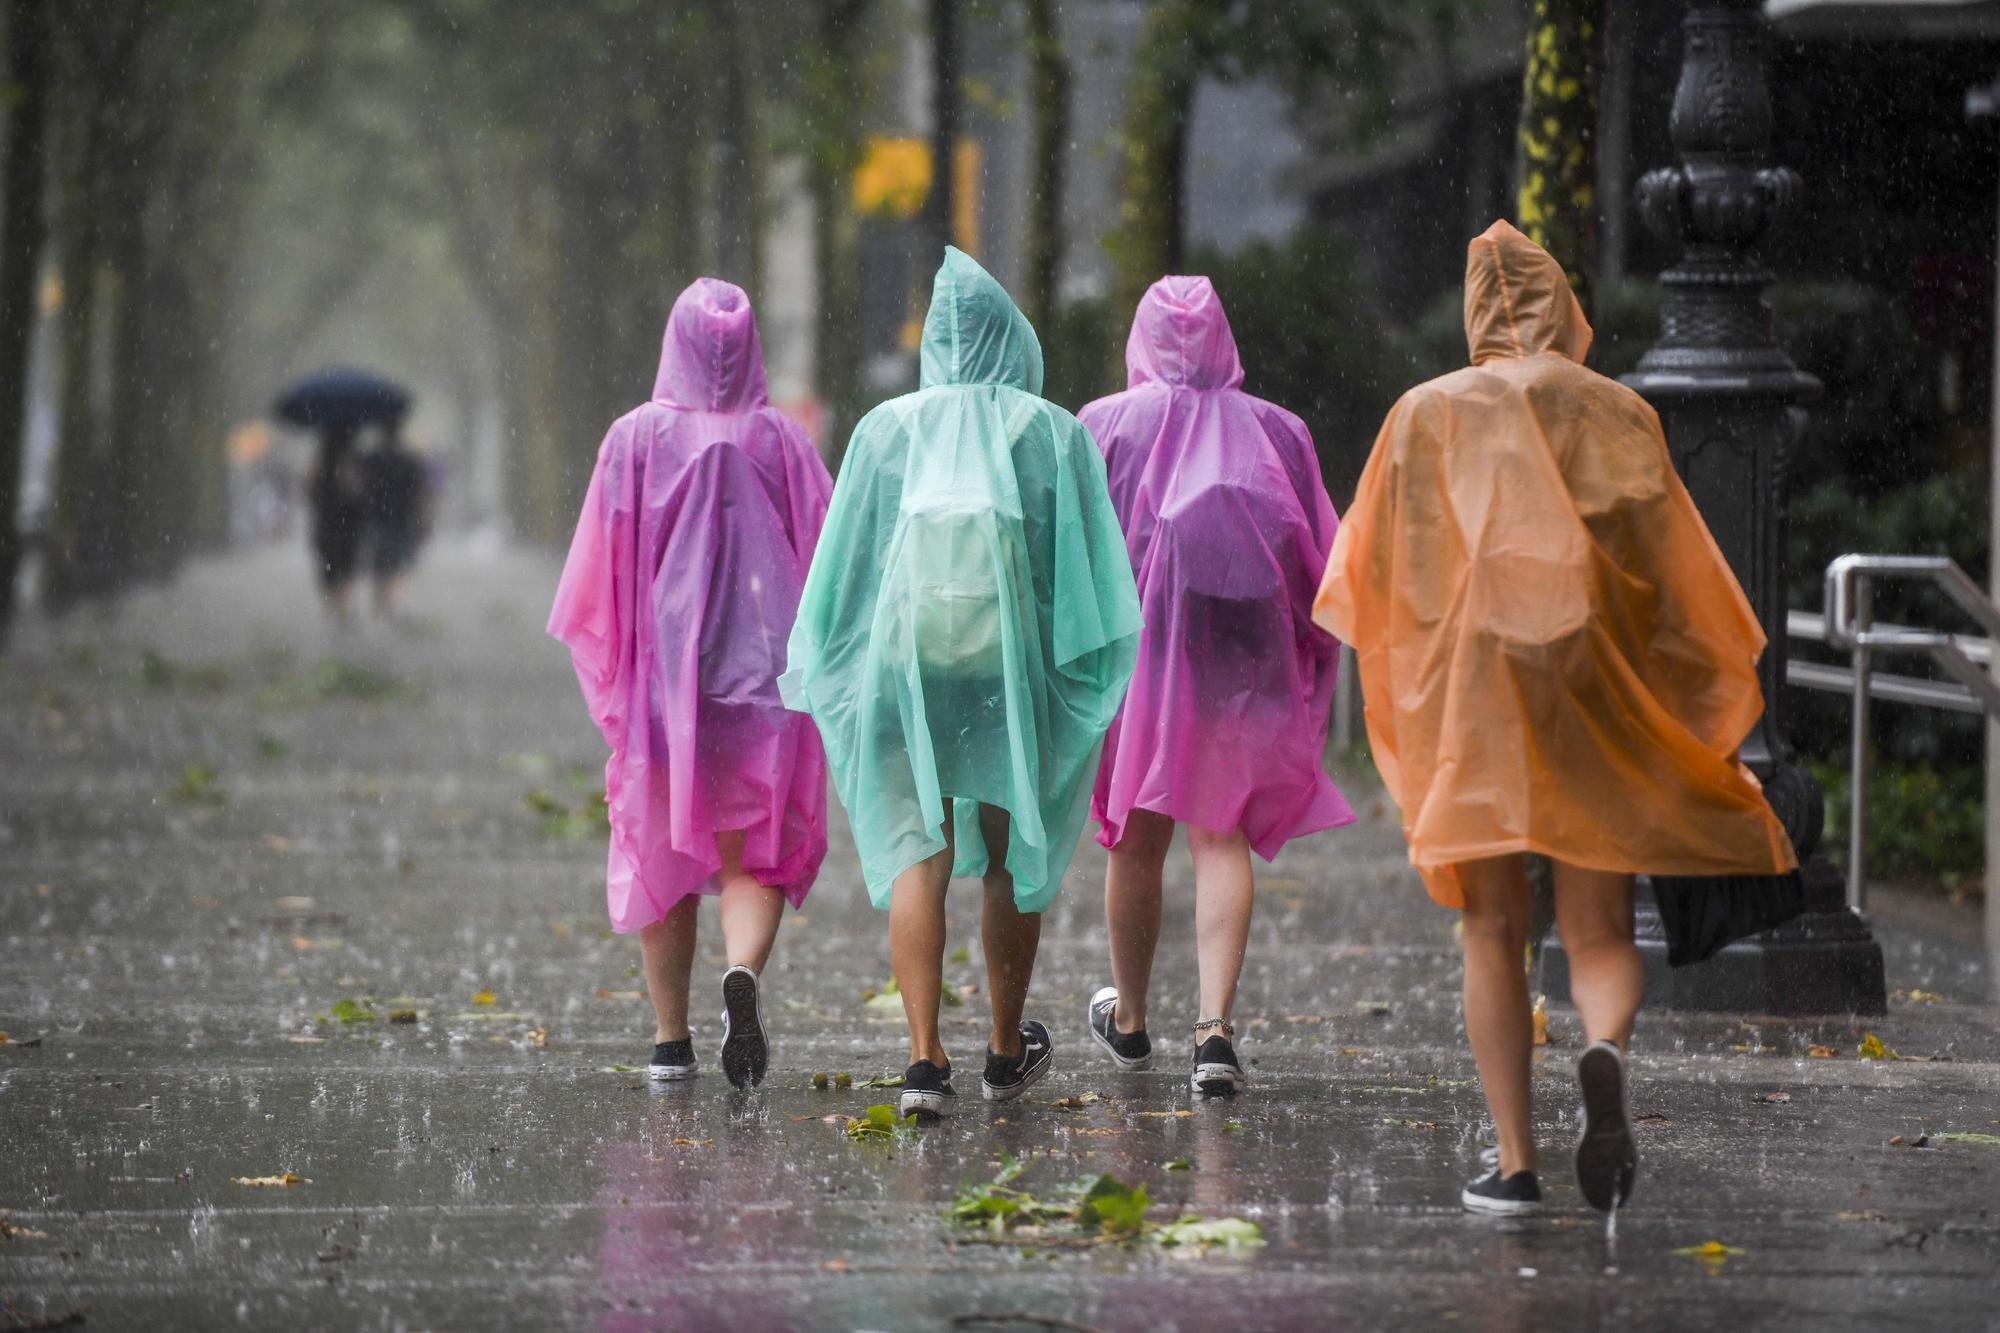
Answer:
[273,367,412,624]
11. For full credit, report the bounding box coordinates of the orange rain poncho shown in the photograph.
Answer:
[1314,220,1797,909]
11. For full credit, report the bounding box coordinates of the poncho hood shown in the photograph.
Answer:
[1463,219,1593,367]
[653,277,769,411]
[1124,275,1245,390]
[919,246,1045,393]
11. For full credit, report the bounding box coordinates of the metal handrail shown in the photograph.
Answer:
[1820,554,2000,914]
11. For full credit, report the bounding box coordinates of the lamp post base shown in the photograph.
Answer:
[1539,858,1886,1015]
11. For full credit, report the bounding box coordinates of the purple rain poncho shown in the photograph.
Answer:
[1080,275,1355,858]
[549,279,831,931]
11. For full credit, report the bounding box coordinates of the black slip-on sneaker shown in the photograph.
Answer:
[981,1020,1054,1102]
[1461,1167,1542,1216]
[898,1059,958,1120]
[719,965,768,1090]
[1087,986,1153,1070]
[1575,1039,1638,1211]
[1190,1034,1246,1095]
[648,1038,697,1081]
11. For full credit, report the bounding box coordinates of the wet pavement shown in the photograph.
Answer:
[3,539,1997,1332]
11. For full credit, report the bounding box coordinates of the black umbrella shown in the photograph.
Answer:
[273,367,412,432]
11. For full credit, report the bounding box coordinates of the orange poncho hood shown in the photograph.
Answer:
[1314,220,1795,905]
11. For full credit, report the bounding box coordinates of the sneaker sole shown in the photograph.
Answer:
[1191,1063,1246,1095]
[1087,998,1154,1071]
[982,1051,1054,1103]
[1460,1187,1542,1217]
[898,1089,956,1120]
[1575,1044,1637,1211]
[719,969,767,1091]
[647,1064,697,1081]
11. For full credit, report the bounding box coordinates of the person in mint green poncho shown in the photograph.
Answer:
[783,248,1142,1117]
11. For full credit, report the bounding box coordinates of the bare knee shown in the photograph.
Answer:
[1114,810,1175,862]
[1460,905,1528,953]
[1185,824,1247,857]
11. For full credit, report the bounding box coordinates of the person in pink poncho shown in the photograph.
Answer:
[1078,275,1354,1094]
[548,278,831,1090]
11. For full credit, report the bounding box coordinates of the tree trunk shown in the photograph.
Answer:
[925,0,960,266]
[806,0,870,466]
[1020,0,1069,332]
[0,0,51,641]
[1108,0,1202,375]
[1515,0,1603,321]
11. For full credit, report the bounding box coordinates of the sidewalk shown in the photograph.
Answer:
[2,540,1996,1330]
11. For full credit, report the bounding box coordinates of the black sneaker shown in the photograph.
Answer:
[719,965,768,1090]
[648,1038,697,1081]
[1087,986,1153,1070]
[1574,1039,1638,1211]
[1461,1167,1542,1216]
[1190,1034,1246,1094]
[898,1059,958,1120]
[981,1020,1054,1102]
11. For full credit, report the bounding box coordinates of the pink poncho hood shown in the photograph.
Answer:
[549,278,831,930]
[1080,275,1353,858]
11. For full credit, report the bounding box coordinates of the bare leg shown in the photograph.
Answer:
[1457,854,1537,1176]
[638,895,698,1043]
[1105,809,1174,1033]
[714,830,784,973]
[890,824,954,1067]
[1187,824,1253,1024]
[978,805,1040,1058]
[1551,862,1641,1050]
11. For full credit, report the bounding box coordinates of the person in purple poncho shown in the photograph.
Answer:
[1079,275,1355,1094]
[549,278,831,1090]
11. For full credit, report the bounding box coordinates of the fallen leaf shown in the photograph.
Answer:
[1893,989,1944,1004]
[0,1217,49,1239]
[34,883,52,898]
[1674,1239,1744,1270]
[1531,994,1549,1047]
[1752,1091,1791,1105]
[1807,1044,1839,1059]
[1282,1014,1326,1025]
[602,1064,643,1073]
[1052,1092,1103,1110]
[821,1257,850,1272]
[286,1035,324,1045]
[1357,1000,1392,1016]
[595,989,642,1001]
[1932,1132,2000,1146]
[472,989,496,1007]
[1134,1110,1195,1118]
[1858,1033,1898,1061]
[525,1028,549,1048]
[231,1173,309,1187]
[387,1009,418,1024]
[260,834,293,852]
[668,1136,713,1147]
[273,896,315,913]
[1164,1159,1191,1171]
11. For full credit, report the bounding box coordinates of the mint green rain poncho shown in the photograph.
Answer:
[782,248,1142,912]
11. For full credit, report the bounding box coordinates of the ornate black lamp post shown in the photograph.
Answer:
[1544,0,1886,1014]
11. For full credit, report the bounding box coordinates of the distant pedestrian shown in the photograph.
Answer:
[1315,221,1800,1216]
[359,421,432,620]
[307,422,366,622]
[549,278,831,1090]
[782,248,1141,1121]
[1078,276,1355,1095]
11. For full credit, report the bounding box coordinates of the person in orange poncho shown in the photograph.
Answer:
[1315,220,1798,1218]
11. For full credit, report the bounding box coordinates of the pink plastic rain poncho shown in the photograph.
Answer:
[549,279,832,931]
[1080,276,1354,856]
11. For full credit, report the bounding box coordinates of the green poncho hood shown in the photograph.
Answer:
[783,248,1141,911]
[920,246,1046,393]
